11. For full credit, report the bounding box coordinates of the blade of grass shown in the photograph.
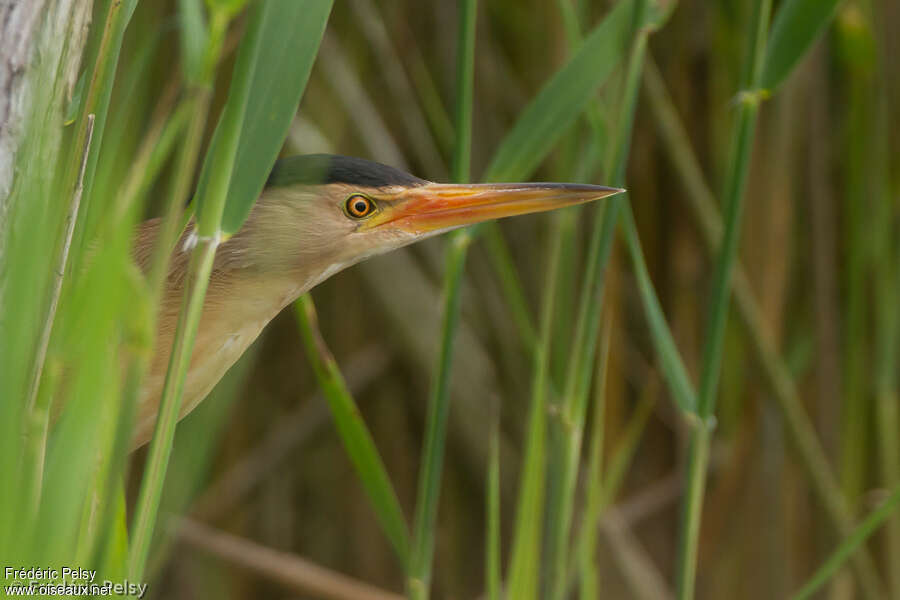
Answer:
[21,114,94,517]
[876,272,900,599]
[115,93,189,225]
[578,323,611,598]
[675,2,773,598]
[505,221,564,600]
[547,3,655,595]
[836,10,875,549]
[486,417,502,600]
[597,379,657,511]
[761,0,843,92]
[483,0,637,183]
[872,94,900,600]
[293,295,410,565]
[217,0,333,234]
[67,0,140,250]
[129,2,253,577]
[178,0,209,85]
[129,0,330,579]
[568,371,658,595]
[408,232,471,600]
[21,0,138,505]
[616,205,700,416]
[128,218,220,581]
[642,55,885,597]
[474,0,665,372]
[791,485,900,600]
[407,1,477,596]
[112,79,222,556]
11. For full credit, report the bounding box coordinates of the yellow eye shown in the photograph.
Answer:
[345,194,375,218]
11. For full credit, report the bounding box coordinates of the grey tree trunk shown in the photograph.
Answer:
[0,0,93,233]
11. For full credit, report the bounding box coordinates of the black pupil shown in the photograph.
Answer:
[353,199,368,214]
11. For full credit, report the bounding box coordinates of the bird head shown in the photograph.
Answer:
[225,154,623,287]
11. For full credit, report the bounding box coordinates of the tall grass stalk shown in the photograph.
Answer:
[486,418,502,600]
[408,232,471,600]
[21,0,138,514]
[620,215,697,414]
[577,323,611,597]
[505,222,564,600]
[872,94,900,599]
[791,484,900,600]
[21,114,94,517]
[294,296,411,565]
[546,2,651,595]
[675,2,772,597]
[111,87,218,551]
[642,55,884,595]
[66,0,140,249]
[407,1,477,596]
[129,1,267,579]
[474,0,657,369]
[129,0,332,578]
[128,234,220,581]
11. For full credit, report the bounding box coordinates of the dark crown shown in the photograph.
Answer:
[266,154,427,189]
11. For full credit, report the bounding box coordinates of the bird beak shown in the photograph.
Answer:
[364,182,624,234]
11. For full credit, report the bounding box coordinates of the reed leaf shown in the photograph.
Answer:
[408,1,477,596]
[642,55,884,595]
[791,485,900,600]
[484,0,637,183]
[546,2,656,594]
[676,2,773,598]
[761,0,842,91]
[294,295,411,566]
[130,0,330,579]
[486,421,502,600]
[505,222,564,600]
[219,0,332,233]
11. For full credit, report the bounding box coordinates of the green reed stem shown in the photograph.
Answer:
[791,485,900,600]
[408,231,471,600]
[22,0,137,507]
[128,234,219,581]
[505,220,563,600]
[486,420,502,600]
[578,324,611,597]
[641,56,884,599]
[546,3,649,595]
[294,295,411,566]
[129,3,258,581]
[873,99,900,600]
[408,2,477,596]
[450,0,477,185]
[675,2,772,597]
[22,114,95,520]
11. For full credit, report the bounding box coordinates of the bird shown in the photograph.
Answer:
[131,154,622,447]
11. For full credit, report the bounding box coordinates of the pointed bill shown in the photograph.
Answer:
[365,182,624,234]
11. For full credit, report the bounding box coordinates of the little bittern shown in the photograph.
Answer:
[132,154,622,446]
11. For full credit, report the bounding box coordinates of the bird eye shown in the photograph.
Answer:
[345,194,375,218]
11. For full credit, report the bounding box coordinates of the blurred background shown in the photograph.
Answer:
[2,0,898,598]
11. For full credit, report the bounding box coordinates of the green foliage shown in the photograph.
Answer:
[219,0,333,233]
[676,1,773,597]
[485,0,639,183]
[761,0,843,91]
[3,0,898,599]
[129,0,331,581]
[792,485,900,600]
[505,222,564,600]
[195,0,332,235]
[294,295,411,566]
[408,2,478,596]
[178,0,209,84]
